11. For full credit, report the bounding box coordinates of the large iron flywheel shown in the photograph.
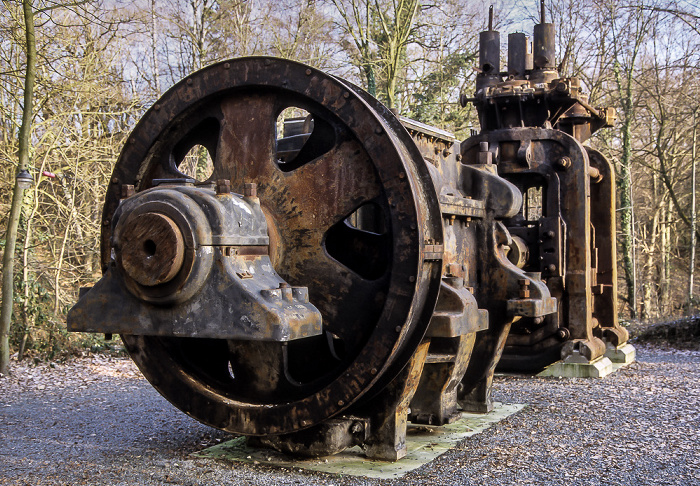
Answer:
[100,58,442,435]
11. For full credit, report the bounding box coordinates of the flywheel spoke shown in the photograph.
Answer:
[140,156,196,188]
[158,164,190,180]
[291,249,389,349]
[214,93,280,184]
[280,138,383,232]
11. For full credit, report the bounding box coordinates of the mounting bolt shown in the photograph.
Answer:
[518,278,530,299]
[244,182,257,198]
[547,263,557,273]
[589,166,603,183]
[557,327,571,340]
[555,156,572,170]
[351,421,364,434]
[545,230,555,239]
[215,179,231,195]
[478,141,493,164]
[120,184,135,198]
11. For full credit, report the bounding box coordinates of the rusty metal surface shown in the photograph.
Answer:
[462,4,627,371]
[67,4,617,460]
[406,112,557,407]
[358,339,431,461]
[68,182,325,341]
[75,57,443,437]
[409,334,477,426]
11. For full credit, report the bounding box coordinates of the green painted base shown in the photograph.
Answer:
[538,356,614,378]
[193,403,526,479]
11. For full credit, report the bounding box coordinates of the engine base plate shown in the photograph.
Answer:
[194,403,525,479]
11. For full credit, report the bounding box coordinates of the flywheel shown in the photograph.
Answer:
[98,57,442,435]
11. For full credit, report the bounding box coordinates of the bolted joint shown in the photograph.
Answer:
[555,156,571,170]
[518,278,530,299]
[445,263,466,279]
[602,106,616,127]
[215,179,231,195]
[120,184,135,199]
[244,182,257,198]
[351,421,364,435]
[588,166,603,183]
[478,141,493,165]
[557,327,571,341]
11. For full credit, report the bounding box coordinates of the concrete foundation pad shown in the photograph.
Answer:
[606,343,636,367]
[193,403,526,479]
[538,356,614,378]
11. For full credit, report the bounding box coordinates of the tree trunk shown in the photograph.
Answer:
[618,114,637,317]
[18,161,42,360]
[150,0,161,96]
[1,0,36,375]
[640,201,659,320]
[364,64,376,97]
[690,110,697,311]
[660,198,671,315]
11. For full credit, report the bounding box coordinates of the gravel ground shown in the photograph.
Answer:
[1,345,699,486]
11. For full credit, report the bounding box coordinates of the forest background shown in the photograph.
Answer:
[0,0,699,364]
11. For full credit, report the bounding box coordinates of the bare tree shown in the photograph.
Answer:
[332,0,379,95]
[1,0,36,375]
